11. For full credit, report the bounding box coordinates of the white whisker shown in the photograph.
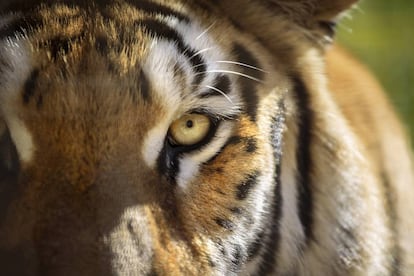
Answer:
[216,60,268,73]
[196,21,216,40]
[197,70,263,83]
[191,63,207,70]
[189,47,213,61]
[204,85,234,104]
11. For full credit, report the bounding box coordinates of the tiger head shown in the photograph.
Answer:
[0,0,357,275]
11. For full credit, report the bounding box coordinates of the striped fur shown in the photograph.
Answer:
[0,0,413,275]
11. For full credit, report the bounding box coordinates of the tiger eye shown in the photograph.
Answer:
[169,114,211,146]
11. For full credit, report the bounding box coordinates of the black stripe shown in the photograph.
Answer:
[232,43,263,121]
[93,35,124,73]
[127,0,190,23]
[0,127,21,223]
[214,75,231,94]
[36,94,43,109]
[215,239,226,257]
[382,173,402,275]
[137,70,151,102]
[136,18,206,85]
[23,69,40,104]
[256,102,285,275]
[156,142,179,184]
[236,172,259,200]
[229,207,242,215]
[247,230,265,260]
[35,33,85,61]
[48,36,73,60]
[215,217,234,231]
[94,35,110,56]
[292,76,314,242]
[245,137,257,153]
[226,136,242,146]
[0,16,43,39]
[231,244,243,268]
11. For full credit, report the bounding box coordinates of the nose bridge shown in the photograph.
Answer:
[0,140,161,275]
[19,163,159,275]
[87,156,160,275]
[4,90,168,274]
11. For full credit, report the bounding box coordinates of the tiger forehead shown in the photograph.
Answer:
[5,2,199,112]
[26,4,160,68]
[1,1,261,134]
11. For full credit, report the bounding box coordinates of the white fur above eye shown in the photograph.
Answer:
[141,119,171,169]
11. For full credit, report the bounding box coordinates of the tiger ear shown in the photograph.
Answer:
[266,0,359,40]
[265,0,358,21]
[211,0,358,47]
[310,0,359,21]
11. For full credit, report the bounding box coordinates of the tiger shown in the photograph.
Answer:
[0,0,413,275]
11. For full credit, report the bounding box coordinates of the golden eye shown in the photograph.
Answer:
[169,114,211,146]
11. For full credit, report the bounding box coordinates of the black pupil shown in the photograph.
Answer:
[186,120,194,128]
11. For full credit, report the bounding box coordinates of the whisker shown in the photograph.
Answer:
[191,63,207,70]
[196,70,263,83]
[188,47,213,61]
[215,60,268,73]
[204,85,234,104]
[196,21,216,40]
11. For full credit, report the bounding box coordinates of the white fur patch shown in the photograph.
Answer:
[0,37,35,164]
[140,40,183,168]
[104,206,153,274]
[141,120,171,169]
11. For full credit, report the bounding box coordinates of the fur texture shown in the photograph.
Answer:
[0,0,413,275]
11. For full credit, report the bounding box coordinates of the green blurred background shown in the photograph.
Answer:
[337,0,414,146]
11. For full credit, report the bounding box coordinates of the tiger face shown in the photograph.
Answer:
[0,1,288,274]
[1,0,413,275]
